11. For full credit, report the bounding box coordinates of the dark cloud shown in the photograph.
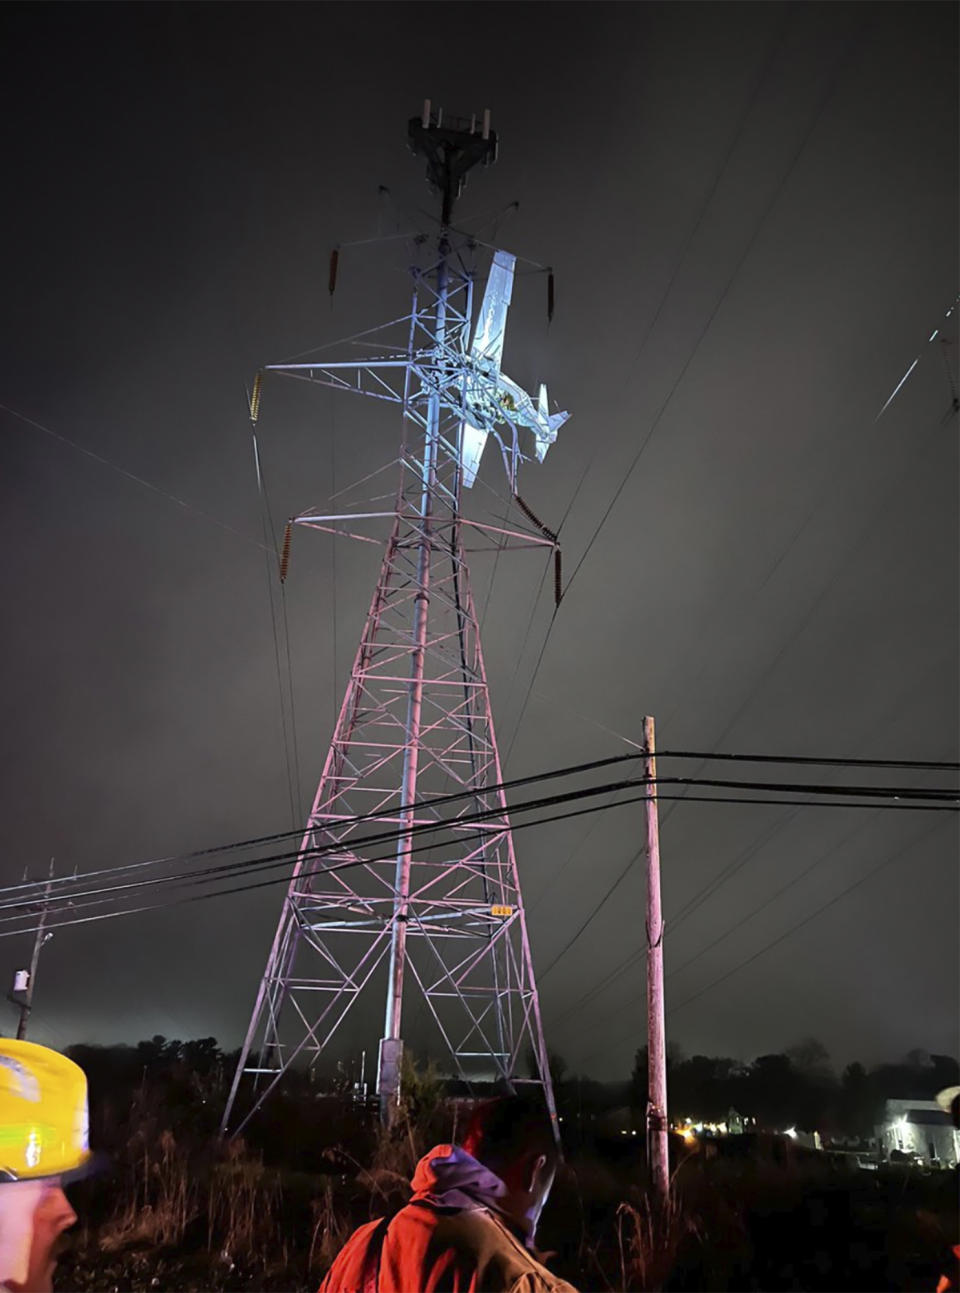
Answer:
[0,2,956,1075]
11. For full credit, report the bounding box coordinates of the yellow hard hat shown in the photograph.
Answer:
[0,1039,94,1182]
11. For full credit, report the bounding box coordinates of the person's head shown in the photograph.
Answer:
[0,1040,94,1292]
[462,1095,560,1236]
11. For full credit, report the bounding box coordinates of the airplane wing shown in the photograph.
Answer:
[471,250,516,370]
[460,250,516,487]
[460,423,488,489]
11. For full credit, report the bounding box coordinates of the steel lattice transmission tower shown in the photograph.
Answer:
[222,105,570,1133]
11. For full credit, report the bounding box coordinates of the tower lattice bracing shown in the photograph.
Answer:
[222,107,568,1133]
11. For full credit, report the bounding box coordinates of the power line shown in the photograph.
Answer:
[4,793,956,953]
[585,816,952,1065]
[2,775,672,923]
[667,816,952,1016]
[655,660,960,950]
[665,808,800,934]
[520,27,859,870]
[523,776,959,983]
[0,749,646,904]
[875,294,960,420]
[542,776,957,1022]
[541,754,958,1025]
[651,301,958,766]
[658,777,957,801]
[0,402,269,554]
[3,787,663,939]
[502,556,558,766]
[504,608,559,766]
[248,401,304,828]
[477,491,514,633]
[4,749,956,911]
[541,661,960,964]
[532,774,957,987]
[630,416,951,919]
[4,779,956,939]
[658,750,960,773]
[526,808,610,918]
[547,38,901,940]
[0,788,727,940]
[329,393,339,731]
[545,363,956,939]
[537,853,637,982]
[664,813,877,985]
[279,583,304,824]
[555,7,792,558]
[561,19,865,602]
[686,431,950,782]
[0,770,646,915]
[548,810,877,1034]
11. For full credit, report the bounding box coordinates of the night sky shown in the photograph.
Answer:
[1,2,957,1079]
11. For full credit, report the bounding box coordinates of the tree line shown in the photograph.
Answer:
[62,1033,959,1146]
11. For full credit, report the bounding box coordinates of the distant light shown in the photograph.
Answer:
[631,1129,637,1136]
[784,1127,798,1140]
[929,329,939,342]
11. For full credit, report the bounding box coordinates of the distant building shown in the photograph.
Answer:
[878,1099,959,1167]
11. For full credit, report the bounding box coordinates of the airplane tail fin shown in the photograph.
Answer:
[535,383,570,462]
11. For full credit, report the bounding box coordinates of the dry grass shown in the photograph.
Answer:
[206,1137,283,1264]
[307,1180,353,1277]
[614,1189,702,1292]
[60,1068,958,1292]
[101,1129,197,1250]
[98,1125,298,1273]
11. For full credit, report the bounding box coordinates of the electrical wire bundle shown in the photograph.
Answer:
[3,748,955,944]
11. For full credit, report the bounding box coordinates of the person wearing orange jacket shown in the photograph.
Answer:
[319,1096,577,1293]
[0,1040,99,1293]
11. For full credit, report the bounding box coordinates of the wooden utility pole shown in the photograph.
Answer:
[16,859,55,1041]
[643,716,669,1201]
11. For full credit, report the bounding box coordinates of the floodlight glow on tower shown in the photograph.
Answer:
[221,105,569,1134]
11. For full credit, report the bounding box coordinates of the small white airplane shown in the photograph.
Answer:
[460,250,569,487]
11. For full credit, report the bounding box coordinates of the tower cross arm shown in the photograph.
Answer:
[266,359,410,404]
